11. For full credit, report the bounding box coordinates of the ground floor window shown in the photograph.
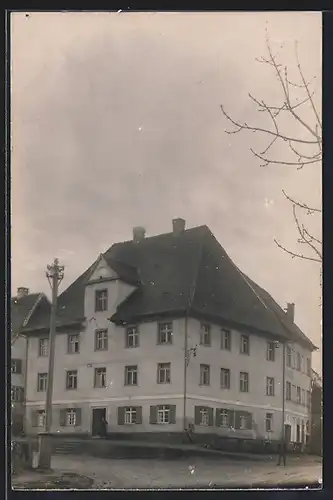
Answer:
[37,410,46,427]
[265,413,273,433]
[220,410,229,427]
[239,415,248,430]
[157,405,170,424]
[67,409,76,426]
[124,407,137,424]
[59,408,81,427]
[199,407,209,426]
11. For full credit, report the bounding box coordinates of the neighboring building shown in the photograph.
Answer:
[310,369,322,455]
[11,287,45,435]
[21,220,316,446]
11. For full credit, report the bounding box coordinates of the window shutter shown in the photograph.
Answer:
[246,412,252,430]
[59,409,66,426]
[75,408,82,426]
[135,407,142,424]
[215,408,221,427]
[234,411,241,430]
[194,406,201,425]
[150,405,157,424]
[117,407,125,425]
[208,407,214,426]
[169,405,176,424]
[228,409,234,428]
[31,410,38,427]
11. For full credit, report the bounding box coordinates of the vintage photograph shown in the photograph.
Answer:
[10,10,322,489]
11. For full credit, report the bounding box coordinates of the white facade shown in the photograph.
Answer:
[24,261,312,442]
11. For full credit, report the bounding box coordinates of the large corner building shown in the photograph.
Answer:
[17,219,316,446]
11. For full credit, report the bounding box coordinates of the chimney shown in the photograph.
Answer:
[17,287,29,299]
[172,218,186,235]
[285,302,295,323]
[133,226,146,243]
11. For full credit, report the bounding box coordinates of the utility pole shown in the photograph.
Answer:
[38,258,64,469]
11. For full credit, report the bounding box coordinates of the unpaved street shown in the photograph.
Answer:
[51,455,322,489]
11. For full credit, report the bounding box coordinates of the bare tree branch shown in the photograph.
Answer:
[295,41,322,130]
[282,190,321,214]
[274,239,322,263]
[220,105,318,144]
[220,33,322,264]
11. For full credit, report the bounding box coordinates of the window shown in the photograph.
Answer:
[67,334,80,354]
[240,372,249,392]
[157,363,171,384]
[306,358,311,377]
[219,409,230,427]
[296,386,301,404]
[200,364,210,385]
[266,377,275,396]
[301,356,305,373]
[199,407,209,426]
[296,352,301,371]
[286,345,292,367]
[94,367,106,388]
[157,322,173,344]
[125,365,138,386]
[286,381,291,401]
[239,414,248,430]
[95,289,108,312]
[265,413,273,432]
[267,341,275,362]
[221,328,231,350]
[157,405,171,424]
[59,408,81,427]
[66,370,78,390]
[11,359,22,374]
[37,373,48,392]
[306,390,311,408]
[292,384,297,402]
[220,368,230,389]
[124,407,137,424]
[37,410,45,427]
[126,326,139,348]
[39,338,49,357]
[301,389,306,406]
[11,386,24,402]
[66,409,77,426]
[200,324,211,346]
[95,329,108,351]
[240,335,249,355]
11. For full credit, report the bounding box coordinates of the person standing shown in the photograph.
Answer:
[100,416,108,438]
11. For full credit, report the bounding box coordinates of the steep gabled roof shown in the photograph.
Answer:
[11,293,44,340]
[110,226,316,350]
[21,224,316,350]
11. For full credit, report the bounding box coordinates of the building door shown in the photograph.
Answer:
[92,408,106,436]
[296,424,300,443]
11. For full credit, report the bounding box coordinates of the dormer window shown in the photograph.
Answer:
[95,289,108,312]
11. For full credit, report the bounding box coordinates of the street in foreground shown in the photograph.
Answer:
[13,455,322,489]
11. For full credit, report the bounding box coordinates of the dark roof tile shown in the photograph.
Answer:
[21,225,316,350]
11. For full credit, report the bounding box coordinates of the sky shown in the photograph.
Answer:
[11,11,322,373]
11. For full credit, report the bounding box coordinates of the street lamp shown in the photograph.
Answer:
[38,258,64,469]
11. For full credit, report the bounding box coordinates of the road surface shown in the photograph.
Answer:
[50,455,322,489]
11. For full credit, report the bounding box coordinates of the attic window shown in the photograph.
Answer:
[95,289,108,312]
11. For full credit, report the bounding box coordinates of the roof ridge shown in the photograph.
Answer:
[109,224,209,248]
